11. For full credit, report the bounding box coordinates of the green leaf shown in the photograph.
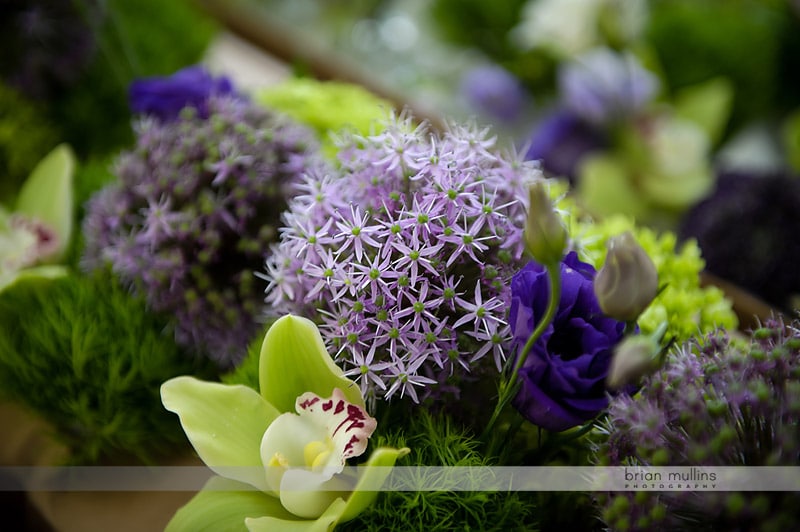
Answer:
[338,446,410,523]
[783,108,800,173]
[161,376,280,491]
[576,154,648,220]
[259,315,363,413]
[166,476,295,532]
[14,143,76,260]
[245,497,347,532]
[673,77,733,145]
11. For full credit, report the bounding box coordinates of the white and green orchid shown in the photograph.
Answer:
[161,314,409,531]
[1,143,74,291]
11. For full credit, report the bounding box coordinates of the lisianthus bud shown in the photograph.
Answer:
[594,231,658,321]
[524,182,568,267]
[606,333,661,390]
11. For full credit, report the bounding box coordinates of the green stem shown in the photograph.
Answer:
[512,266,562,377]
[482,264,562,455]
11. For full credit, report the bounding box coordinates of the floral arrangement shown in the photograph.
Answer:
[1,3,798,530]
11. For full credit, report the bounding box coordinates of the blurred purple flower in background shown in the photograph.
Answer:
[509,251,627,431]
[679,169,800,312]
[523,110,607,181]
[0,0,103,98]
[459,64,530,123]
[559,47,658,126]
[128,65,237,121]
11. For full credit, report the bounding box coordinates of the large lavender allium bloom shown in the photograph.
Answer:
[265,111,539,404]
[0,0,102,98]
[82,96,322,367]
[509,251,628,431]
[598,318,800,531]
[129,65,237,122]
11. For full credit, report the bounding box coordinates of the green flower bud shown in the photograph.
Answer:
[524,182,568,267]
[606,332,662,390]
[594,231,658,322]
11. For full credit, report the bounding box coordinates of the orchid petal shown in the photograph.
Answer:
[295,389,376,462]
[245,497,347,532]
[259,315,363,412]
[259,413,330,494]
[0,265,67,293]
[165,476,294,532]
[14,144,75,261]
[161,376,280,492]
[278,469,350,519]
[339,446,410,522]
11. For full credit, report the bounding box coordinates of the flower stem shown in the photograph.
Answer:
[482,264,562,455]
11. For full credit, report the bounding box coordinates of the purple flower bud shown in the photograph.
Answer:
[128,65,237,122]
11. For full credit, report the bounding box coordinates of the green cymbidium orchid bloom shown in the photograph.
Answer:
[1,143,74,291]
[161,314,409,531]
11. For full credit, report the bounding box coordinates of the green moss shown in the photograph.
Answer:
[0,272,214,463]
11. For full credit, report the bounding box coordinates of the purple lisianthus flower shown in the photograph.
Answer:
[128,65,236,121]
[509,251,627,431]
[523,109,607,182]
[459,64,530,123]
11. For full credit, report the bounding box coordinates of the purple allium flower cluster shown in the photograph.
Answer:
[596,318,800,531]
[264,111,541,404]
[0,0,102,98]
[82,96,322,368]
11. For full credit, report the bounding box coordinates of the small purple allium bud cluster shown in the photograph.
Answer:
[82,96,322,368]
[265,111,541,404]
[596,318,800,531]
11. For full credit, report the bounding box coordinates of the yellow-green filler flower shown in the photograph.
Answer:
[161,314,408,531]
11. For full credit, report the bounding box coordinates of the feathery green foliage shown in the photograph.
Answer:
[0,272,213,464]
[341,410,540,532]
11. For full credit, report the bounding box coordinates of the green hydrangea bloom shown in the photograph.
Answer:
[257,77,392,158]
[571,214,738,341]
